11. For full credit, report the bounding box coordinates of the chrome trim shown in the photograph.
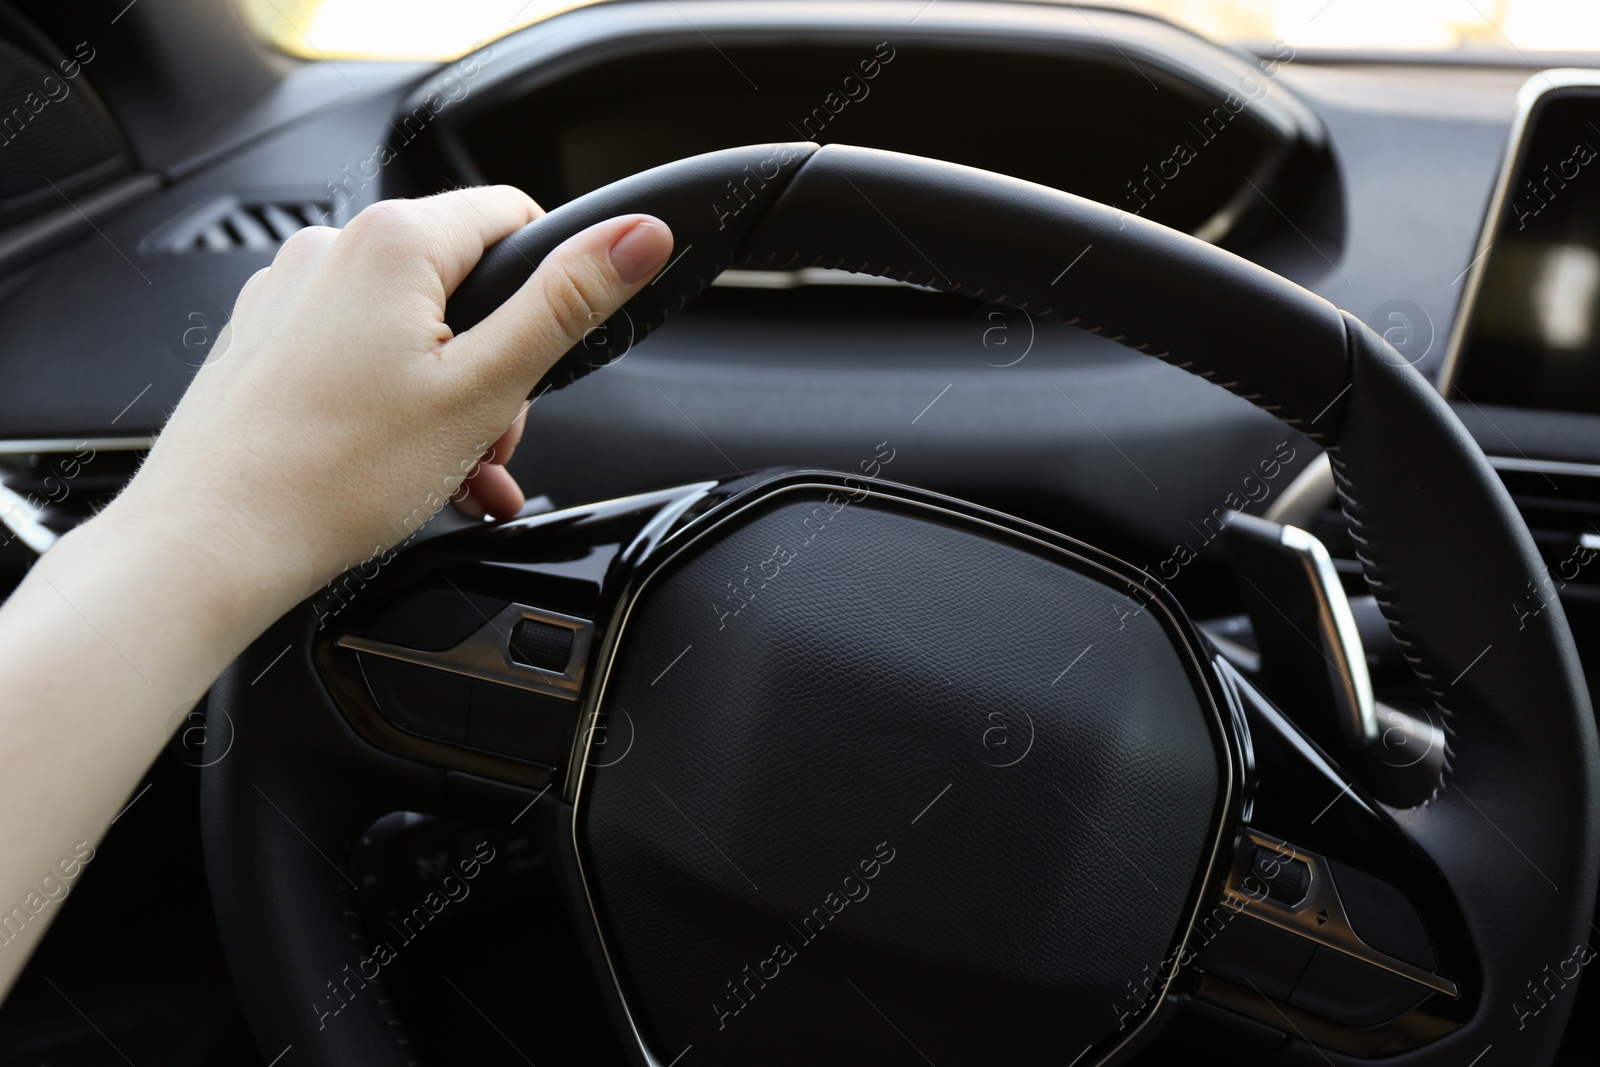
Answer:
[1225,830,1459,998]
[0,436,151,456]
[1280,524,1378,746]
[1487,453,1600,479]
[565,476,1238,1067]
[336,603,592,700]
[1269,382,1600,537]
[1438,69,1600,398]
[712,267,927,289]
[1264,453,1333,527]
[0,436,152,553]
[0,479,56,553]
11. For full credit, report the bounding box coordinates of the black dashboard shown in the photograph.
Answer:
[1,1,1590,635]
[0,8,1592,701]
[0,0,1529,587]
[9,2,1600,1064]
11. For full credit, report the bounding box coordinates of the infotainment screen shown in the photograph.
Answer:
[1451,84,1600,414]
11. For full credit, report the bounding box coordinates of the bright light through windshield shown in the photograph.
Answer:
[238,0,1600,61]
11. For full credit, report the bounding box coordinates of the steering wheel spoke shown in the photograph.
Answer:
[203,481,728,1061]
[312,483,725,788]
[1174,659,1474,1057]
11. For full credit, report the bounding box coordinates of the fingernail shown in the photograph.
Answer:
[609,218,673,285]
[454,493,485,520]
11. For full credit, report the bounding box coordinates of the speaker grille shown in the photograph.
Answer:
[0,12,130,226]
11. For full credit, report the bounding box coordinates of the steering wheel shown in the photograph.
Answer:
[200,143,1599,1066]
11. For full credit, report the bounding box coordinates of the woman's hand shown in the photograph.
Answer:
[0,188,670,998]
[122,186,672,607]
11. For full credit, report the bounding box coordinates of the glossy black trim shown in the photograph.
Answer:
[563,469,1242,1067]
[312,483,726,792]
[307,469,1480,1062]
[1193,660,1478,1055]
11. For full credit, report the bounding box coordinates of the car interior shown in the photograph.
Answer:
[5,0,1600,1064]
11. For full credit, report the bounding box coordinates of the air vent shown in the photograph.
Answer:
[1308,458,1600,597]
[0,439,147,554]
[187,200,329,252]
[1491,460,1600,592]
[146,192,334,254]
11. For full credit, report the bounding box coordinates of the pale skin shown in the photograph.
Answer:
[0,186,674,998]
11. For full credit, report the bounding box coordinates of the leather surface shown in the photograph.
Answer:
[203,610,446,1067]
[453,142,1351,439]
[1325,313,1599,1065]
[483,145,1586,1063]
[446,142,816,393]
[733,145,1353,440]
[583,494,1222,1065]
[212,142,1600,1066]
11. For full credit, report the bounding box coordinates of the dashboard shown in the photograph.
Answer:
[5,1,1585,671]
[0,1,1586,627]
[7,2,1600,1064]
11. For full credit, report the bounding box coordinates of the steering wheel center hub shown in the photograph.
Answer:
[576,480,1233,1063]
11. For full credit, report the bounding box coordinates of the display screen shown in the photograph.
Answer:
[453,42,1288,239]
[1453,89,1600,413]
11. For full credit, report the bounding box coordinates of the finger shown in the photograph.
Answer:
[231,265,273,314]
[448,409,528,520]
[422,186,545,294]
[452,484,485,520]
[457,462,525,521]
[442,215,672,394]
[451,462,485,519]
[271,224,340,270]
[483,407,527,467]
[340,186,545,297]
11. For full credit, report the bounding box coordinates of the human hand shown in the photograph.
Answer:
[114,187,672,608]
[0,187,670,1000]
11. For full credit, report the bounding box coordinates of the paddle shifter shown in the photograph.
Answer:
[1221,512,1446,805]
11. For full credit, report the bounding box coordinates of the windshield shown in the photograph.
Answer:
[239,0,1600,62]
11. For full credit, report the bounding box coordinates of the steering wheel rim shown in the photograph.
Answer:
[202,143,1600,1066]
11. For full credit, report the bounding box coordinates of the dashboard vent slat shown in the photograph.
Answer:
[224,207,276,250]
[150,193,335,254]
[198,223,233,252]
[258,202,307,241]
[1490,463,1600,593]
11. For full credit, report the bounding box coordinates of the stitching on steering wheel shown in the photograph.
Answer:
[333,876,421,1066]
[715,249,1336,442]
[534,230,1345,447]
[1329,442,1458,802]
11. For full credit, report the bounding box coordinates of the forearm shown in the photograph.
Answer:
[0,192,671,1001]
[0,490,286,995]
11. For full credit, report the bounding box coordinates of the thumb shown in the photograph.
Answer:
[447,213,673,391]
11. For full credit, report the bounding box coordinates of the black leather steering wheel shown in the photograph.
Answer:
[202,143,1600,1066]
